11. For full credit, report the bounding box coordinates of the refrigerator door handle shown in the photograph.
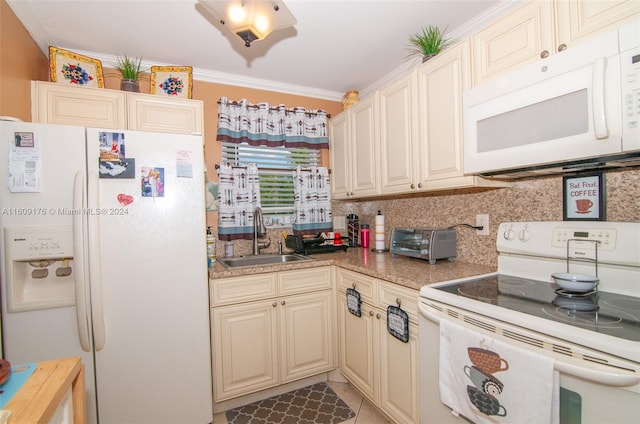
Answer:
[73,171,91,352]
[88,171,106,351]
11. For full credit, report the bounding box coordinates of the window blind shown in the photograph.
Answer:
[221,142,321,214]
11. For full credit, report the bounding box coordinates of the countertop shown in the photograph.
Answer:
[209,248,496,291]
[4,356,85,424]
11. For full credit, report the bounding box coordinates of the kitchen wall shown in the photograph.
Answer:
[333,169,640,267]
[0,0,341,229]
[0,0,49,120]
[2,0,639,268]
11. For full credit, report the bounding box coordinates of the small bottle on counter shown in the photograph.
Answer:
[225,235,234,258]
[206,226,216,267]
[360,224,370,248]
[375,210,385,251]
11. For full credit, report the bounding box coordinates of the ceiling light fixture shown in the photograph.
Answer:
[200,1,297,47]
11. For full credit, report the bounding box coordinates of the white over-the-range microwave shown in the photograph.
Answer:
[463,19,640,179]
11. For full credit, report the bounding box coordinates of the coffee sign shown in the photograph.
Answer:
[563,173,606,221]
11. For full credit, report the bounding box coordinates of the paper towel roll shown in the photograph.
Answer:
[375,211,385,251]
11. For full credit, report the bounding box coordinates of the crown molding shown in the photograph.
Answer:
[9,0,524,103]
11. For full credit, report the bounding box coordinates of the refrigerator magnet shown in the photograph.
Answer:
[8,132,41,192]
[98,132,134,179]
[99,158,135,179]
[117,193,134,206]
[99,132,125,162]
[176,150,193,178]
[141,167,165,197]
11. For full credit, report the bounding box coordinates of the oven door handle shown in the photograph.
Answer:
[418,300,640,388]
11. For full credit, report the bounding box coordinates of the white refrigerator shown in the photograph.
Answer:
[0,121,213,423]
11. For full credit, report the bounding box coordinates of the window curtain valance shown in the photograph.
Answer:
[217,97,329,150]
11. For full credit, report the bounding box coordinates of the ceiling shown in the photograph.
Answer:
[7,0,522,101]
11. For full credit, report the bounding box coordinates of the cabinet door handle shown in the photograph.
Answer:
[410,183,415,189]
[540,50,549,58]
[369,310,374,316]
[557,43,567,52]
[281,300,286,305]
[272,302,277,307]
[417,183,422,189]
[376,313,381,319]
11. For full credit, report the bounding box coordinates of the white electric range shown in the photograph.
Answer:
[419,221,640,424]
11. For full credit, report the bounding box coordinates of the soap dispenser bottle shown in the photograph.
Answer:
[206,226,216,267]
[224,235,234,257]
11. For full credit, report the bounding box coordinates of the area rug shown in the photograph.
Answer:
[225,382,356,424]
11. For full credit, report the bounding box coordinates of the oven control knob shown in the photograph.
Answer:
[518,226,530,242]
[503,226,515,241]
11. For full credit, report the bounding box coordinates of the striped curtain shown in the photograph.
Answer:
[292,166,332,235]
[217,97,329,149]
[217,162,261,240]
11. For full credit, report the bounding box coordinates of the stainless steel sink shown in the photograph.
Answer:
[218,253,312,268]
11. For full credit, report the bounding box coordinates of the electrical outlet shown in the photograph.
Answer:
[476,214,489,236]
[334,215,346,230]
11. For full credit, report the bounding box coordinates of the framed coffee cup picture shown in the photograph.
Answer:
[563,172,606,221]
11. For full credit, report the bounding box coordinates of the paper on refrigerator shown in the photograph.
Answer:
[7,131,41,192]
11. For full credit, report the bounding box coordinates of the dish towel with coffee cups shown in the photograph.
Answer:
[439,319,559,424]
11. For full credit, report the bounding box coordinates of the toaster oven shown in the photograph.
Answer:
[390,227,457,264]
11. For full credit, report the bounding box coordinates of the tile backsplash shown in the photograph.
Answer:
[332,168,640,267]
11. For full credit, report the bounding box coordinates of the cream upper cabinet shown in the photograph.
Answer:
[329,95,380,199]
[472,0,555,86]
[415,40,508,191]
[415,40,470,185]
[32,80,127,128]
[329,111,351,198]
[554,0,640,49]
[31,81,203,135]
[472,0,640,86]
[379,73,417,194]
[350,95,380,197]
[211,267,335,403]
[127,93,203,135]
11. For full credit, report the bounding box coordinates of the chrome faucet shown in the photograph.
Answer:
[253,207,271,255]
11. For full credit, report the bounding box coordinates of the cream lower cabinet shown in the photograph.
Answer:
[472,0,640,86]
[337,268,419,424]
[211,267,335,402]
[338,294,378,400]
[31,80,203,135]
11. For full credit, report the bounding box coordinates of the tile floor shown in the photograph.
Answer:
[213,381,393,424]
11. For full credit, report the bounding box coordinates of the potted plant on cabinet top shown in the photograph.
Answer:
[115,55,145,92]
[406,25,451,63]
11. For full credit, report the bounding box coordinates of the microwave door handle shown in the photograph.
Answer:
[592,57,608,139]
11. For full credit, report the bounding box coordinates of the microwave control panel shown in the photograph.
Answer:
[622,46,640,135]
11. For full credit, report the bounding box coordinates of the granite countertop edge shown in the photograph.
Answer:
[209,249,496,292]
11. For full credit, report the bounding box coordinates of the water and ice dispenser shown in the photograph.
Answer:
[3,226,75,312]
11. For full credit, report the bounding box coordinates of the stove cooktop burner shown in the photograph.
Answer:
[437,274,640,342]
[554,288,598,298]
